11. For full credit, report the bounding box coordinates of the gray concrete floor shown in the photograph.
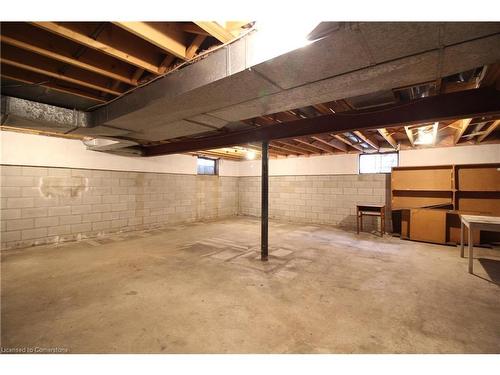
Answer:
[1,216,500,353]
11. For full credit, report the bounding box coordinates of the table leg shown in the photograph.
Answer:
[360,213,363,233]
[460,220,464,258]
[381,208,385,237]
[356,207,360,234]
[468,225,473,274]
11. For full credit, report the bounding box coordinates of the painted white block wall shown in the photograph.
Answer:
[0,131,241,176]
[237,153,359,176]
[1,131,498,176]
[237,144,500,176]
[399,144,500,166]
[217,159,241,176]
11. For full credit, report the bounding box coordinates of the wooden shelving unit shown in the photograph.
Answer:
[391,163,500,245]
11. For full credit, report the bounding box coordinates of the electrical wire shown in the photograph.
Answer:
[2,80,51,89]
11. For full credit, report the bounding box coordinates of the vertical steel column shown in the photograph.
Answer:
[261,141,269,261]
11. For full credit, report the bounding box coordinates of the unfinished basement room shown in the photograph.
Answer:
[1,5,500,366]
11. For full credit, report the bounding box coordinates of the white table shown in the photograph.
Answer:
[460,214,500,274]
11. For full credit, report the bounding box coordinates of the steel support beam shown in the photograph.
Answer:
[142,88,500,156]
[261,141,269,262]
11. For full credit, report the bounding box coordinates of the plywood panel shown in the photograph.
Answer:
[447,213,480,244]
[410,209,446,243]
[392,190,453,209]
[392,196,452,209]
[458,197,500,215]
[457,166,500,191]
[401,209,410,239]
[392,167,453,191]
[391,163,499,246]
[448,226,481,244]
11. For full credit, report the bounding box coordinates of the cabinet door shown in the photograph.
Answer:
[457,166,500,191]
[392,167,453,190]
[410,209,447,244]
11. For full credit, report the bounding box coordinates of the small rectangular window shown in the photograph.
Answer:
[359,153,398,174]
[197,157,218,175]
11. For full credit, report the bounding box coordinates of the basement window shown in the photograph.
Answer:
[359,152,398,174]
[197,157,218,175]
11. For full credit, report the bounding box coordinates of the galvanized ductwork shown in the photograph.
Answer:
[2,22,499,156]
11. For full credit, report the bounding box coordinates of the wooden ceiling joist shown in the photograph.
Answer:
[0,57,122,96]
[442,80,478,94]
[267,144,297,156]
[186,34,207,59]
[194,22,234,43]
[291,138,326,153]
[272,141,311,155]
[159,55,177,74]
[283,140,318,154]
[0,35,137,86]
[131,68,145,84]
[198,146,287,159]
[268,145,294,156]
[377,128,398,149]
[432,122,439,145]
[312,103,334,115]
[454,118,472,144]
[31,22,161,74]
[246,143,289,157]
[332,134,364,152]
[295,137,335,153]
[353,130,380,150]
[288,110,306,119]
[268,148,290,157]
[404,126,415,147]
[190,151,242,160]
[477,120,500,142]
[1,73,106,103]
[181,24,211,36]
[480,63,500,88]
[310,135,347,152]
[444,119,466,131]
[113,22,188,60]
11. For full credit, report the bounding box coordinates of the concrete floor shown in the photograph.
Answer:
[1,216,500,353]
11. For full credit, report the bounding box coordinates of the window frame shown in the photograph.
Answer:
[358,152,399,174]
[196,157,219,175]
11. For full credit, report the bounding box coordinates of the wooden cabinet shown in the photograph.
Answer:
[391,163,500,245]
[392,191,453,209]
[447,212,480,245]
[392,166,453,191]
[456,165,500,191]
[409,209,447,244]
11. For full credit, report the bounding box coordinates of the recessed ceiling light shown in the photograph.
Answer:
[414,124,436,145]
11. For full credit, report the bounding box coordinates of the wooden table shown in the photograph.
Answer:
[460,214,500,274]
[356,204,386,236]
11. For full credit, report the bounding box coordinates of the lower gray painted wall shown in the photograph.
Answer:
[1,165,390,250]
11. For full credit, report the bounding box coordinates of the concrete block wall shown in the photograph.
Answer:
[1,165,238,250]
[1,164,390,250]
[238,174,390,231]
